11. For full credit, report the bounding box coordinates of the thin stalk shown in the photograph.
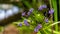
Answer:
[32,0,36,5]
[49,0,54,34]
[43,29,49,34]
[52,0,58,32]
[22,1,32,8]
[44,21,60,30]
[32,0,36,9]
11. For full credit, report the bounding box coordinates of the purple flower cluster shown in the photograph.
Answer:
[24,19,29,26]
[22,8,34,16]
[22,12,26,16]
[45,18,48,23]
[34,28,39,32]
[27,8,34,16]
[49,9,54,14]
[27,12,31,16]
[34,24,42,32]
[29,8,34,12]
[19,23,22,27]
[38,4,47,10]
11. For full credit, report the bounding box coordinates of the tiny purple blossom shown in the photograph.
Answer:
[38,4,47,10]
[29,8,34,12]
[49,9,54,14]
[22,12,25,16]
[19,23,22,26]
[27,8,34,16]
[27,12,31,16]
[24,19,29,26]
[34,28,39,32]
[38,6,43,10]
[34,24,42,32]
[24,19,28,23]
[45,18,48,23]
[36,24,42,29]
[42,4,47,8]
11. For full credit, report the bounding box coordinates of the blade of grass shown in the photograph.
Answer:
[32,0,36,5]
[48,29,60,34]
[49,0,54,34]
[37,31,41,34]
[44,21,60,30]
[22,1,32,8]
[43,29,49,34]
[52,0,58,32]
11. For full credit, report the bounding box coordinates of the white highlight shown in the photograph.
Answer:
[0,4,22,21]
[12,6,19,14]
[6,9,13,18]
[0,10,5,20]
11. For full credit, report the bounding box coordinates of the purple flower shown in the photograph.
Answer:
[38,6,43,10]
[42,4,47,8]
[24,19,29,26]
[22,12,26,16]
[19,23,22,26]
[36,24,42,29]
[38,4,47,10]
[34,24,42,32]
[27,8,34,16]
[29,8,34,12]
[49,9,54,14]
[45,18,48,23]
[27,12,31,16]
[34,28,39,32]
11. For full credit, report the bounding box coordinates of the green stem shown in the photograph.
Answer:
[22,1,32,8]
[52,0,58,32]
[32,0,36,5]
[49,0,52,8]
[49,0,54,34]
